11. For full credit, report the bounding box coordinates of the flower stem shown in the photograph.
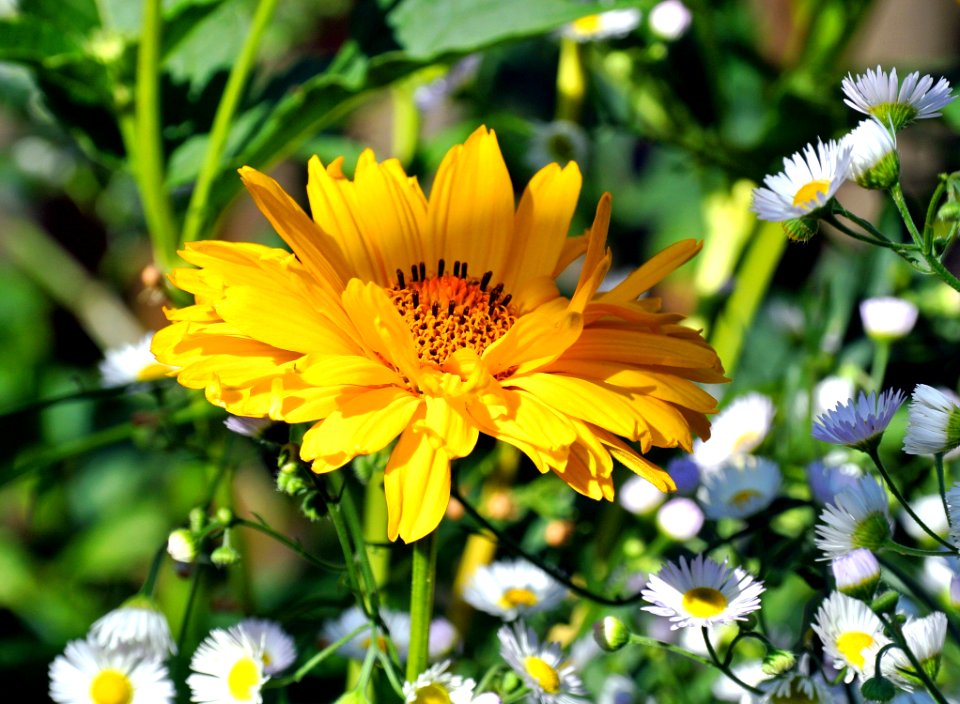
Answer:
[882,542,954,558]
[869,340,890,392]
[890,182,960,292]
[555,38,584,122]
[180,0,279,245]
[936,453,951,531]
[406,532,439,681]
[701,627,763,695]
[882,614,950,704]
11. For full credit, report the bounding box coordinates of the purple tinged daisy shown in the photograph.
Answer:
[812,389,905,451]
[842,66,955,130]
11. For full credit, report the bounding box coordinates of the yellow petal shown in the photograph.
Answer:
[296,354,405,388]
[595,428,675,491]
[569,193,612,313]
[483,299,584,376]
[564,328,721,369]
[599,239,702,303]
[419,395,480,458]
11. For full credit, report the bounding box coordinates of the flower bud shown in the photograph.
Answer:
[937,201,960,222]
[860,675,896,702]
[277,470,306,496]
[782,217,819,242]
[832,549,881,601]
[761,648,796,676]
[166,528,197,564]
[211,544,241,567]
[593,616,630,652]
[189,507,206,533]
[870,590,900,615]
[215,507,234,526]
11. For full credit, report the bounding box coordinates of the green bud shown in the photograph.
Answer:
[189,508,206,533]
[211,544,241,567]
[860,675,896,702]
[215,507,234,526]
[166,528,197,564]
[501,671,521,692]
[761,648,796,676]
[277,471,307,496]
[870,590,900,615]
[593,616,630,652]
[739,612,759,631]
[300,491,327,522]
[936,201,960,223]
[855,152,900,191]
[278,459,298,475]
[782,217,819,242]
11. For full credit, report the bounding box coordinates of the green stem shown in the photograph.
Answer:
[869,340,890,392]
[325,480,366,608]
[181,0,279,244]
[890,182,925,249]
[701,627,763,695]
[140,546,166,597]
[136,0,179,271]
[831,201,901,246]
[867,448,955,550]
[269,624,367,685]
[825,211,911,252]
[233,517,344,571]
[882,542,954,558]
[361,465,391,594]
[936,453,951,530]
[882,614,950,704]
[923,177,948,252]
[406,532,438,682]
[890,183,960,292]
[627,633,713,668]
[177,562,204,653]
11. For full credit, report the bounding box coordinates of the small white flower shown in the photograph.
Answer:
[89,599,176,659]
[167,528,198,564]
[498,622,587,704]
[50,638,175,704]
[903,384,960,455]
[463,559,566,621]
[756,668,834,703]
[619,474,667,515]
[842,65,955,129]
[563,9,641,41]
[99,333,174,387]
[692,392,775,470]
[831,548,881,600]
[844,119,899,189]
[814,475,892,560]
[321,606,455,662]
[656,497,704,541]
[698,455,782,520]
[751,139,852,222]
[237,618,296,675]
[649,0,691,41]
[811,591,890,683]
[403,660,486,704]
[526,120,589,172]
[806,452,863,505]
[641,554,764,630]
[813,376,856,421]
[187,625,268,704]
[881,612,948,691]
[860,296,918,341]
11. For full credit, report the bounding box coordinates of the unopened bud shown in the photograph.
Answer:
[189,508,206,533]
[277,471,306,496]
[761,648,796,676]
[211,544,241,567]
[860,675,896,702]
[215,507,233,526]
[593,616,630,652]
[782,217,819,243]
[870,590,900,615]
[166,528,197,564]
[937,201,960,223]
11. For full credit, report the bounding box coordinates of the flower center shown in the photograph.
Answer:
[90,669,133,704]
[360,635,389,652]
[851,511,891,551]
[729,489,762,507]
[389,260,516,366]
[412,683,452,704]
[792,179,831,209]
[836,631,874,669]
[523,656,561,693]
[681,586,728,618]
[731,430,761,454]
[498,587,539,609]
[227,656,261,701]
[571,14,602,35]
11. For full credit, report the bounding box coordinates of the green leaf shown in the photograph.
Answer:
[0,17,86,62]
[161,0,230,60]
[17,0,100,37]
[387,0,638,60]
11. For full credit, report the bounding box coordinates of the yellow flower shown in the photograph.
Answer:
[152,126,724,543]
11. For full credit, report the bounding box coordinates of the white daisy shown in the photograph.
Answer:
[619,474,668,515]
[656,497,705,542]
[697,455,782,520]
[842,66,955,129]
[403,660,484,704]
[89,599,176,659]
[187,625,268,704]
[814,475,892,560]
[859,296,918,341]
[49,637,175,704]
[99,333,173,386]
[811,591,890,683]
[806,452,863,505]
[463,559,566,621]
[321,606,455,662]
[757,668,834,704]
[812,376,856,420]
[525,120,589,172]
[881,612,948,691]
[751,139,852,222]
[844,118,899,189]
[498,622,586,704]
[692,392,776,470]
[648,0,691,41]
[562,9,641,41]
[641,554,764,630]
[903,384,960,455]
[949,484,960,548]
[237,618,296,675]
[831,548,881,601]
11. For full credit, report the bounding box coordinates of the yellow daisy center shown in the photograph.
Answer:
[571,14,602,35]
[389,261,516,365]
[731,430,760,454]
[360,635,389,652]
[498,587,539,609]
[523,656,561,694]
[261,650,272,667]
[729,489,762,507]
[836,631,874,669]
[227,656,261,701]
[681,586,728,618]
[90,669,133,704]
[412,683,452,704]
[792,179,831,208]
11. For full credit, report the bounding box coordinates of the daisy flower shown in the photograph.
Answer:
[237,618,296,675]
[525,120,589,172]
[811,591,889,682]
[806,452,862,505]
[697,455,782,520]
[691,392,775,470]
[751,139,852,222]
[321,606,455,662]
[859,296,918,341]
[619,474,668,515]
[463,559,566,620]
[842,66,955,130]
[99,333,173,387]
[947,483,960,548]
[648,0,692,41]
[843,118,899,190]
[187,625,268,704]
[562,9,641,41]
[89,598,176,659]
[403,660,497,704]
[152,126,724,544]
[656,497,704,541]
[640,554,764,630]
[814,475,892,560]
[49,638,175,704]
[812,376,856,421]
[498,622,586,704]
[831,548,881,601]
[902,384,960,455]
[881,612,948,691]
[812,389,905,451]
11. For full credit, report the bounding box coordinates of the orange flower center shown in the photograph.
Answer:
[389,260,516,365]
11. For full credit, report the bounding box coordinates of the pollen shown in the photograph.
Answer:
[389,260,516,366]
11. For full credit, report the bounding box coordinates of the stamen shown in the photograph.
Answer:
[447,301,455,315]
[500,294,512,308]
[453,261,461,277]
[437,258,445,276]
[419,262,426,281]
[412,291,419,307]
[411,264,419,283]
[431,302,439,316]
[461,262,468,278]
[480,271,492,291]
[488,283,503,304]
[396,269,405,289]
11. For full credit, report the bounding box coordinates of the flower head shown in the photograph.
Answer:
[656,497,704,541]
[498,622,586,704]
[321,606,455,662]
[563,9,641,41]
[89,598,176,659]
[859,296,918,341]
[49,638,175,704]
[842,66,955,129]
[641,554,764,630]
[751,139,852,222]
[403,660,498,704]
[152,126,724,543]
[880,612,948,691]
[947,483,960,548]
[463,559,566,621]
[236,618,296,675]
[806,452,863,505]
[903,384,960,455]
[691,392,775,470]
[831,548,881,601]
[99,333,173,387]
[526,120,589,172]
[814,475,892,560]
[187,625,268,704]
[844,119,899,189]
[811,591,889,683]
[697,455,782,520]
[648,0,692,41]
[812,389,905,451]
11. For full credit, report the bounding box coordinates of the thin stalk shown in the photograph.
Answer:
[869,340,890,392]
[181,0,279,244]
[883,615,950,704]
[922,177,949,252]
[140,546,166,598]
[867,447,955,550]
[233,517,344,571]
[824,212,911,252]
[177,563,204,653]
[627,633,714,668]
[340,481,385,616]
[882,542,954,558]
[936,453,951,530]
[890,183,960,292]
[270,624,367,685]
[406,533,439,682]
[136,0,179,271]
[361,466,391,592]
[831,201,902,246]
[701,627,763,695]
